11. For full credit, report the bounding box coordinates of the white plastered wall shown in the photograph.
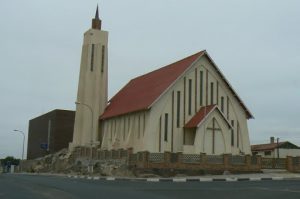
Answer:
[99,54,252,154]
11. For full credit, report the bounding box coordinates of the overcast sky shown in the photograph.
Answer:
[0,0,299,159]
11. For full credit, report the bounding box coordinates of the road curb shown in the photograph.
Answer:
[67,175,300,183]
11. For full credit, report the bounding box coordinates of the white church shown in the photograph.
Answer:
[70,7,254,155]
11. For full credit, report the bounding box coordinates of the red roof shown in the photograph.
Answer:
[100,51,205,119]
[185,105,216,128]
[100,50,253,120]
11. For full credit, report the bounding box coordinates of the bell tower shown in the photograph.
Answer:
[70,6,108,149]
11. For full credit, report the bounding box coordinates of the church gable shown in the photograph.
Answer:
[100,51,205,120]
[100,51,253,121]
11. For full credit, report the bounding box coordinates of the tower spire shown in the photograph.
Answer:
[92,5,102,30]
[95,4,99,19]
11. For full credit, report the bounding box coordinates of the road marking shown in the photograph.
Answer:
[147,178,159,182]
[226,178,238,182]
[249,178,261,181]
[173,178,187,182]
[106,177,115,181]
[199,178,213,182]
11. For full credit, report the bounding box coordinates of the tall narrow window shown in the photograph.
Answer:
[237,121,240,148]
[138,115,141,139]
[110,120,113,139]
[188,79,192,115]
[114,119,117,137]
[101,45,105,72]
[183,77,186,120]
[143,113,146,136]
[221,97,224,113]
[159,116,162,152]
[176,91,181,128]
[227,96,230,120]
[164,113,168,141]
[216,82,219,105]
[231,120,234,146]
[199,71,203,106]
[90,44,95,71]
[210,82,214,105]
[123,117,126,141]
[195,69,197,112]
[128,117,130,132]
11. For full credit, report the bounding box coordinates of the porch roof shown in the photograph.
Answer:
[185,104,232,128]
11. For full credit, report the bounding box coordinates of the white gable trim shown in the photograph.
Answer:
[148,51,206,109]
[148,51,253,119]
[195,106,233,129]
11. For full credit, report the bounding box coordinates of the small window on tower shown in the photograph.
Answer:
[90,44,95,71]
[101,45,105,72]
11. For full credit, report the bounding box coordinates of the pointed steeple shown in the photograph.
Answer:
[92,5,102,30]
[95,4,99,19]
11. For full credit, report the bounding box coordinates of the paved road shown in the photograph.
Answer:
[1,174,300,199]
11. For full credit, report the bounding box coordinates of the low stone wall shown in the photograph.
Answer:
[129,152,261,174]
[73,147,262,174]
[21,147,300,176]
[287,156,300,173]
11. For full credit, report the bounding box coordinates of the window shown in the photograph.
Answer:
[188,79,192,115]
[164,113,168,141]
[143,113,146,136]
[101,45,105,72]
[264,151,271,156]
[159,116,162,152]
[128,117,130,132]
[237,121,240,148]
[231,120,234,146]
[199,71,203,106]
[210,82,214,105]
[113,119,116,137]
[90,44,95,71]
[110,120,113,139]
[221,96,224,113]
[176,91,181,128]
[138,115,141,139]
[227,96,230,120]
[123,117,126,141]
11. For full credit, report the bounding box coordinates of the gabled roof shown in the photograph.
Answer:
[100,51,253,120]
[185,104,231,128]
[185,105,216,128]
[100,51,205,120]
[251,141,300,151]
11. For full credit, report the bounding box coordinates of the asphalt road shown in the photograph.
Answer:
[1,174,300,199]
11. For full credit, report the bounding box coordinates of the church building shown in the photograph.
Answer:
[70,7,254,155]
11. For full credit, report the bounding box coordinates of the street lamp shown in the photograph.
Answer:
[75,101,94,173]
[13,130,25,160]
[13,129,25,172]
